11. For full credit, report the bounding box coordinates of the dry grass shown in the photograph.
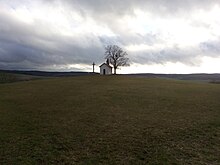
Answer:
[0,75,220,164]
[0,72,42,83]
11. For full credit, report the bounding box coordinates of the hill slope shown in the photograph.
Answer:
[127,73,220,82]
[0,76,220,164]
[0,71,43,84]
[0,70,96,77]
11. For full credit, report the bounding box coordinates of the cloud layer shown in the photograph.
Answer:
[0,0,220,72]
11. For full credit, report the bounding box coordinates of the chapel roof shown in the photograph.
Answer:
[99,63,112,68]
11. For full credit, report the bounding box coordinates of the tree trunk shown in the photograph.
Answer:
[114,67,116,74]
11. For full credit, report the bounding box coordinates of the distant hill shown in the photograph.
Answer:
[0,70,97,77]
[126,73,220,83]
[0,71,45,84]
[1,70,220,83]
[0,70,98,84]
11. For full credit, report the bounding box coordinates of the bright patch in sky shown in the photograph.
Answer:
[119,57,220,74]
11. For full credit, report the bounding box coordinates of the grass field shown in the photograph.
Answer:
[0,75,220,164]
[0,72,42,84]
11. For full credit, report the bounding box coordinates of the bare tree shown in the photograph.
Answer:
[105,45,129,74]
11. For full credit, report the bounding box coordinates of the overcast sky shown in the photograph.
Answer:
[0,0,220,73]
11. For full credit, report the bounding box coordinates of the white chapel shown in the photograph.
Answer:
[99,60,112,75]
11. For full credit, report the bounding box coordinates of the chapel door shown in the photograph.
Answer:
[103,69,106,75]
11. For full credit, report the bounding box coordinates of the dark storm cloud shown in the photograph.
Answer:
[0,6,105,70]
[129,45,202,66]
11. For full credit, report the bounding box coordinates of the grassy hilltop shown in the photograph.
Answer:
[0,75,220,164]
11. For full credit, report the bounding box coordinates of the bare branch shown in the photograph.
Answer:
[104,45,129,74]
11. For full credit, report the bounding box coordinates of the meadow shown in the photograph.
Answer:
[0,72,42,84]
[0,75,220,164]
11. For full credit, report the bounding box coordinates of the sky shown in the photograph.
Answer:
[0,0,220,74]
